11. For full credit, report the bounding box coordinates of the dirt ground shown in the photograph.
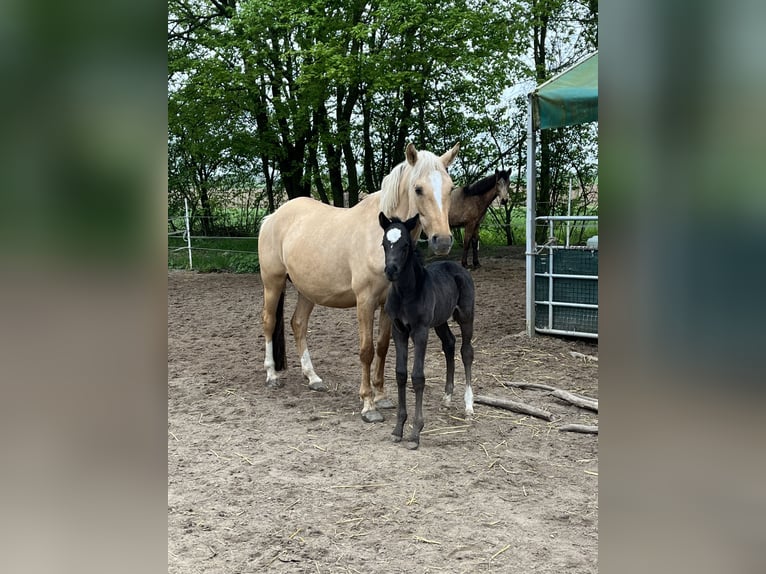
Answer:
[168,246,598,573]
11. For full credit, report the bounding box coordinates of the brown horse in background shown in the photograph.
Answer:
[258,143,460,423]
[449,169,510,269]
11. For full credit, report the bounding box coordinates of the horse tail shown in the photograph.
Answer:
[273,290,287,371]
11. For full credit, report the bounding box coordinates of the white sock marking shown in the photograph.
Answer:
[265,341,277,381]
[301,349,322,385]
[464,385,474,414]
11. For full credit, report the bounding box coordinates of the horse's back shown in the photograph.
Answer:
[428,260,473,285]
[260,196,355,266]
[425,261,475,324]
[258,194,386,307]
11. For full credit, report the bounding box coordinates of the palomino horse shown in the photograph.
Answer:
[258,143,460,423]
[379,213,475,449]
[449,169,511,268]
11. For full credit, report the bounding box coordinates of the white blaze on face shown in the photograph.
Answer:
[386,227,402,245]
[429,171,443,211]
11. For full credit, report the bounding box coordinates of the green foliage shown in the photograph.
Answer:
[168,0,598,253]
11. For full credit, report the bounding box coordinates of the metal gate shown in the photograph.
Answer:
[532,216,598,339]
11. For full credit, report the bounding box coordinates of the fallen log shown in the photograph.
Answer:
[503,382,557,392]
[550,390,598,412]
[569,351,598,362]
[558,424,598,434]
[473,395,553,421]
[503,382,598,412]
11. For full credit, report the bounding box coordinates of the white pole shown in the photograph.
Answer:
[566,175,572,247]
[184,198,193,270]
[525,94,537,338]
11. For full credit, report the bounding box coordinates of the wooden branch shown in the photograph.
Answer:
[503,381,557,392]
[473,395,553,421]
[558,424,598,434]
[550,390,598,412]
[569,351,598,362]
[503,382,598,411]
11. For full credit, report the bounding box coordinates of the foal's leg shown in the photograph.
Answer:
[407,327,429,449]
[291,293,326,391]
[373,306,394,409]
[357,296,383,423]
[391,323,409,442]
[456,316,475,416]
[434,323,456,407]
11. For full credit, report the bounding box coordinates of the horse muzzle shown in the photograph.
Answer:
[384,265,399,281]
[429,234,453,255]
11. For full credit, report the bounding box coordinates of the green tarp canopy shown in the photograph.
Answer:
[531,51,598,130]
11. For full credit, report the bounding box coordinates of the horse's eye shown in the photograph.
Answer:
[414,185,423,195]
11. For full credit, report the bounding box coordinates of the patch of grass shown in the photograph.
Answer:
[168,236,260,273]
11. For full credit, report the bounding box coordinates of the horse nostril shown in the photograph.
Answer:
[430,234,454,255]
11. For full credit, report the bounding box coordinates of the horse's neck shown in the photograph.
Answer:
[393,203,420,230]
[477,184,498,203]
[466,179,498,202]
[393,247,425,297]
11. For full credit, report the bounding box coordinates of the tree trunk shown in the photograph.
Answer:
[198,181,213,235]
[314,102,344,206]
[394,87,415,164]
[361,89,376,193]
[308,140,330,205]
[339,84,360,206]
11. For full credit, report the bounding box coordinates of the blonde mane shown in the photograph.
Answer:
[378,151,445,216]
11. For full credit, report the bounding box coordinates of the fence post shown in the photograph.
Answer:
[184,198,193,270]
[525,94,537,337]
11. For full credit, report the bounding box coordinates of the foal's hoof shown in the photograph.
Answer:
[391,434,402,443]
[375,398,395,410]
[308,380,327,392]
[405,440,420,450]
[266,378,283,389]
[361,409,384,423]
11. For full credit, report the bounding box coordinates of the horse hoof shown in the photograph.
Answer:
[391,434,402,443]
[375,398,395,409]
[405,440,420,450]
[361,410,384,423]
[266,378,283,389]
[308,380,327,392]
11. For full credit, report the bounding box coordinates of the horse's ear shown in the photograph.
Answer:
[404,213,420,232]
[440,142,460,167]
[405,143,418,166]
[379,211,392,230]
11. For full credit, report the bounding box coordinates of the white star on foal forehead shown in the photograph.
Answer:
[385,227,402,244]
